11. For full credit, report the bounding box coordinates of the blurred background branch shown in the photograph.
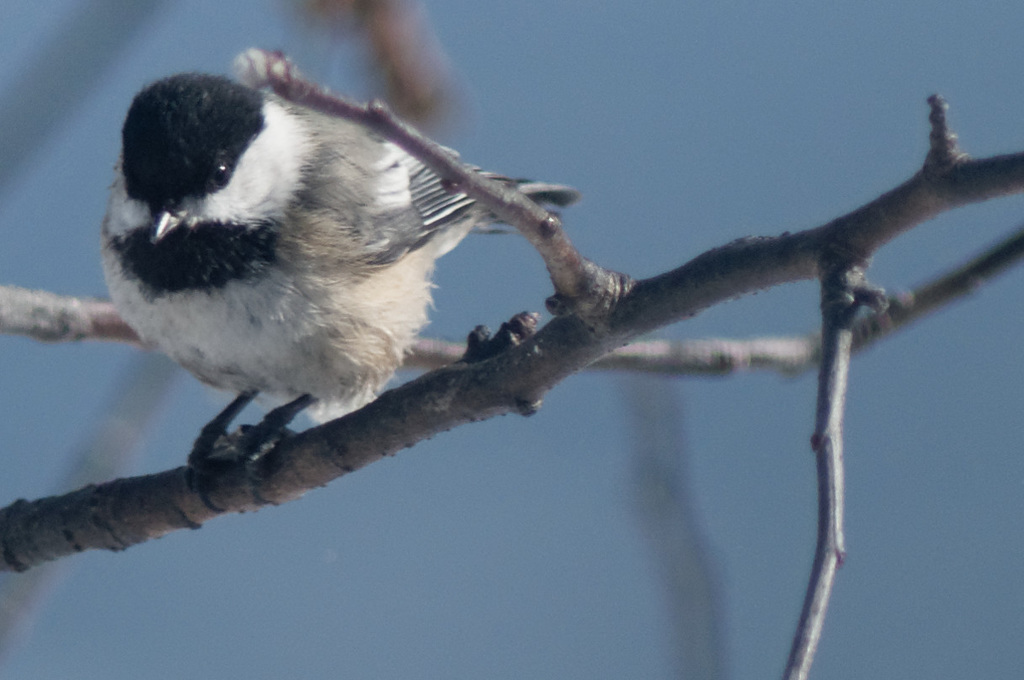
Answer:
[625,376,727,680]
[0,0,167,197]
[296,0,457,124]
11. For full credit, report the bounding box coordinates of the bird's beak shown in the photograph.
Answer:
[151,211,183,243]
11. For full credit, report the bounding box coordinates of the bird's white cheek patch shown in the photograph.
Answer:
[198,100,312,224]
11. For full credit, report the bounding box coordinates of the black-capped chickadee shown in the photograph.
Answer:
[101,73,578,426]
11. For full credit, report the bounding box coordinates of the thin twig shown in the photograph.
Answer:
[782,301,850,678]
[233,48,629,322]
[406,336,818,375]
[781,266,883,680]
[852,222,1024,351]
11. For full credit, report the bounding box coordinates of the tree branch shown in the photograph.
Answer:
[2,63,1024,590]
[781,265,883,680]
[852,222,1024,351]
[0,286,141,345]
[5,219,1023,372]
[233,48,627,324]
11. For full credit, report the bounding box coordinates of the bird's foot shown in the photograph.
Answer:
[186,392,315,510]
[461,312,540,363]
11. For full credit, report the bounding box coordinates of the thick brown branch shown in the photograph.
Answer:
[5,234,824,570]
[3,90,1024,573]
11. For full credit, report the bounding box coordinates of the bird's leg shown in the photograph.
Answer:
[186,391,258,494]
[186,392,315,509]
[236,393,316,463]
[235,394,316,506]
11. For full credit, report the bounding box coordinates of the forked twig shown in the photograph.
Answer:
[782,94,972,679]
[781,267,876,679]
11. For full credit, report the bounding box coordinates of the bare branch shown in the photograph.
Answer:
[2,80,1024,573]
[589,337,816,376]
[781,265,870,680]
[233,48,627,324]
[588,220,1024,376]
[4,220,1023,381]
[0,285,819,374]
[852,222,1024,351]
[782,266,884,679]
[408,335,817,377]
[924,94,968,172]
[0,285,141,345]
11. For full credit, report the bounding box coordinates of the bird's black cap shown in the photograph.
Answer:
[121,73,265,213]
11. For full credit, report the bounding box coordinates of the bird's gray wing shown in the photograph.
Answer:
[313,136,579,266]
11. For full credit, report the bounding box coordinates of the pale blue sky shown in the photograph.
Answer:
[1,2,1023,678]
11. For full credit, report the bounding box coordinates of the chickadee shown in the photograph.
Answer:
[101,73,578,425]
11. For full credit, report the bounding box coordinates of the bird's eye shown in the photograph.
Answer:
[209,163,232,190]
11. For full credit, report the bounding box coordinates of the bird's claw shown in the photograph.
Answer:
[186,393,314,509]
